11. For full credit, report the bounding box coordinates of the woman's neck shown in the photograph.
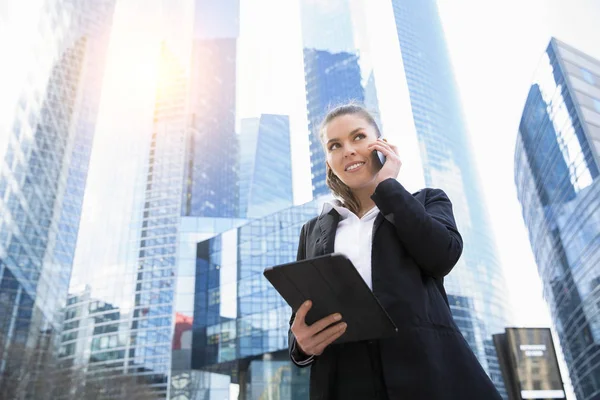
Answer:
[352,184,377,218]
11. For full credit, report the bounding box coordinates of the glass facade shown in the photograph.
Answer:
[239,114,293,219]
[515,38,600,400]
[300,0,381,198]
[387,0,511,394]
[61,287,124,368]
[132,43,189,389]
[182,0,240,219]
[60,1,249,398]
[60,42,188,396]
[0,0,115,373]
[191,200,320,398]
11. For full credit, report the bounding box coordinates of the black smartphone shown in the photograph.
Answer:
[375,136,386,165]
[376,150,386,165]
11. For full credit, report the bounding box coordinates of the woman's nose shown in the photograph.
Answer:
[343,145,356,157]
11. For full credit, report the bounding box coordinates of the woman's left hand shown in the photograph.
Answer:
[368,138,402,185]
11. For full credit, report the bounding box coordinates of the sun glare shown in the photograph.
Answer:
[102,35,160,105]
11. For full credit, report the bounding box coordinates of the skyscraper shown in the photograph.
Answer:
[239,114,293,219]
[389,0,511,391]
[131,42,189,391]
[0,0,115,381]
[61,1,249,397]
[515,38,600,400]
[300,0,510,394]
[183,0,240,219]
[300,0,381,198]
[191,200,320,398]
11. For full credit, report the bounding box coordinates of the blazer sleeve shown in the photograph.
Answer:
[371,178,463,278]
[288,223,315,367]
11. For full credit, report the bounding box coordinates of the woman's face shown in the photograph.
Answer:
[322,113,382,190]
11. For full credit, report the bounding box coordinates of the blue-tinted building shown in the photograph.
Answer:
[387,0,511,393]
[515,38,600,400]
[0,0,115,378]
[239,114,293,219]
[61,286,123,367]
[303,49,365,197]
[129,43,188,391]
[300,0,381,198]
[59,1,250,398]
[183,0,240,218]
[191,200,320,398]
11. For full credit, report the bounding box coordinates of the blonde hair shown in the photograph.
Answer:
[319,103,381,215]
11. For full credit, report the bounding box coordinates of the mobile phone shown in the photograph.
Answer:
[376,150,386,165]
[375,136,386,165]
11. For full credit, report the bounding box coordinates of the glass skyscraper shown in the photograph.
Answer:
[59,1,280,397]
[239,114,293,219]
[0,0,115,382]
[515,38,600,400]
[389,0,511,391]
[300,0,380,198]
[183,0,240,219]
[191,200,320,398]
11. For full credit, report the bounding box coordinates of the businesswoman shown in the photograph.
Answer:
[288,104,502,400]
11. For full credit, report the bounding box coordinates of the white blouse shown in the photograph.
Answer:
[322,200,379,290]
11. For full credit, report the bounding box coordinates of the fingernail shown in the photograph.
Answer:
[305,300,311,307]
[341,323,347,329]
[334,314,341,321]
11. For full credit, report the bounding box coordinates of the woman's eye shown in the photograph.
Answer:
[329,143,340,150]
[354,133,366,140]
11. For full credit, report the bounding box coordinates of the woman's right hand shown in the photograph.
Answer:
[291,300,347,356]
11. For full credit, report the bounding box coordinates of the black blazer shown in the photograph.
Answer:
[288,178,502,400]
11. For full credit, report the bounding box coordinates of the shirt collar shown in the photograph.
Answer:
[320,198,379,220]
[320,198,346,218]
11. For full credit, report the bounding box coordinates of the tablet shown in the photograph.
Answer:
[263,253,398,344]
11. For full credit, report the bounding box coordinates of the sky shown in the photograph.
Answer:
[2,0,600,397]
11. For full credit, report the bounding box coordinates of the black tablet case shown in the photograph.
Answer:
[263,253,398,344]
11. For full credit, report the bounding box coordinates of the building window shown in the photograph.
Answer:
[582,68,595,85]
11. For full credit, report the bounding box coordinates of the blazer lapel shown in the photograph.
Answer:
[317,208,340,255]
[372,212,386,237]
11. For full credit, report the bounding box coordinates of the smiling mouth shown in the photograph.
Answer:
[345,162,365,172]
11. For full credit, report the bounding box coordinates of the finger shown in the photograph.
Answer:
[387,141,398,152]
[302,324,344,356]
[377,139,399,154]
[312,323,348,354]
[307,312,342,335]
[370,139,392,150]
[374,141,399,157]
[292,300,312,329]
[368,142,397,158]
